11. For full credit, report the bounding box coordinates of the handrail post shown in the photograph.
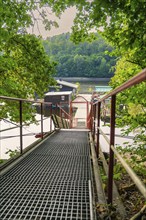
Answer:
[93,104,96,141]
[96,102,101,157]
[90,102,93,134]
[50,104,52,132]
[86,101,89,128]
[19,100,23,154]
[41,103,43,139]
[107,95,116,204]
[70,101,72,128]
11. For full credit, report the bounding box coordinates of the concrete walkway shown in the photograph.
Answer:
[72,94,91,129]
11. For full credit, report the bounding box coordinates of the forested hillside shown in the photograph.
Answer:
[43,33,116,78]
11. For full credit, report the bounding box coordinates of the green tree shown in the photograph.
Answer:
[109,57,146,146]
[0,34,56,122]
[43,33,116,78]
[44,0,145,67]
[0,1,56,122]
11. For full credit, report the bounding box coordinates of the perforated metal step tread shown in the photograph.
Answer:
[0,130,92,220]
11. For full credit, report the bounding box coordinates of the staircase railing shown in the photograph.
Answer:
[91,68,146,204]
[0,96,54,160]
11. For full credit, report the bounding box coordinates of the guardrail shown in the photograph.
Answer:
[0,96,53,158]
[91,68,146,204]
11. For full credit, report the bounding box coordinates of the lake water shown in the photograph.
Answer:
[56,77,110,93]
[78,81,109,93]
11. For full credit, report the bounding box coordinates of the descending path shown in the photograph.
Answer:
[1,130,93,220]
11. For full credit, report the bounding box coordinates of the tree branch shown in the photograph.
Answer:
[125,59,141,66]
[130,205,146,220]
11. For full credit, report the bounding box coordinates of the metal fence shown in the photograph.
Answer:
[91,68,146,204]
[0,96,54,160]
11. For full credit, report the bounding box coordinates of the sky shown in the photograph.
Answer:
[28,7,77,38]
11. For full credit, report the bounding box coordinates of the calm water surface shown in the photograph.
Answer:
[64,78,110,93]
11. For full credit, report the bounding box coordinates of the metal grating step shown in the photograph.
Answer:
[1,155,90,181]
[1,180,90,203]
[1,201,90,220]
[0,130,92,220]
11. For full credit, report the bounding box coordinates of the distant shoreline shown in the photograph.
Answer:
[55,77,111,82]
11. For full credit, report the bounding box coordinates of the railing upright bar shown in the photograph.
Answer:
[50,104,52,132]
[41,103,43,139]
[107,95,116,204]
[19,100,23,154]
[90,103,93,134]
[69,101,72,128]
[93,104,96,141]
[86,101,89,128]
[96,102,101,157]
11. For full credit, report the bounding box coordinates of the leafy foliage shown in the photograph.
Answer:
[0,1,56,122]
[1,34,56,97]
[43,33,116,78]
[109,58,146,146]
[0,34,56,122]
[6,148,20,159]
[0,0,33,43]
[45,0,146,68]
[117,144,146,177]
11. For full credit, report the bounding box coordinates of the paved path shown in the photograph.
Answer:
[72,94,92,128]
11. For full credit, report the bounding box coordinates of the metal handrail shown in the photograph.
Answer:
[0,126,19,133]
[57,103,71,119]
[110,145,146,199]
[91,68,146,204]
[98,126,146,199]
[0,96,54,157]
[94,68,146,104]
[0,95,52,105]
